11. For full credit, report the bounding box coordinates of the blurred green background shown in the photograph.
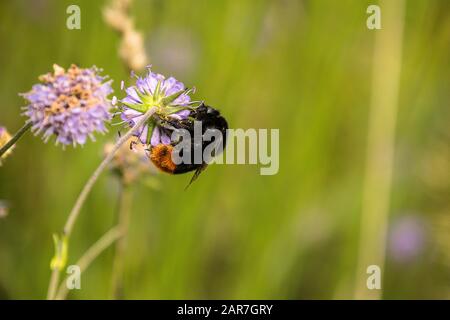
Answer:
[0,0,449,299]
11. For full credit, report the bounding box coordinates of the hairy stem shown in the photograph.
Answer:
[46,106,157,300]
[111,181,133,299]
[63,107,157,237]
[0,122,32,157]
[55,226,123,300]
[46,266,60,300]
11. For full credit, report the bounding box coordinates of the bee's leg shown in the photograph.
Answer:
[159,122,178,131]
[184,164,208,190]
[129,139,138,150]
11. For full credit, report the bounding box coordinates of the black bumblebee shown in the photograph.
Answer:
[149,104,228,187]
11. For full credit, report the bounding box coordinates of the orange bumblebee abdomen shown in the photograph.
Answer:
[149,144,177,174]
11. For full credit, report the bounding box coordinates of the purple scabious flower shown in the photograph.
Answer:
[118,68,195,147]
[22,64,113,147]
[388,215,427,264]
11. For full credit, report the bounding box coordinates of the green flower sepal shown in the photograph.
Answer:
[50,233,68,271]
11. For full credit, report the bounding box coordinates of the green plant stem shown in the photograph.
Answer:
[55,226,123,300]
[354,0,405,300]
[110,180,133,299]
[46,266,60,300]
[0,122,32,157]
[46,106,157,300]
[63,106,157,237]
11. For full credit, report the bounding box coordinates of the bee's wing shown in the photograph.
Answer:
[184,164,208,190]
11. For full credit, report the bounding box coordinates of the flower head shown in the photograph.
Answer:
[22,64,113,147]
[0,126,14,165]
[104,137,158,186]
[118,68,196,146]
[388,215,427,263]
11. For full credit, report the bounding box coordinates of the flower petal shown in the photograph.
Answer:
[150,126,161,146]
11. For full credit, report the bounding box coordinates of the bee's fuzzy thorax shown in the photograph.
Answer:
[149,143,176,174]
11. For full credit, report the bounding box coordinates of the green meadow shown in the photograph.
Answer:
[0,0,448,299]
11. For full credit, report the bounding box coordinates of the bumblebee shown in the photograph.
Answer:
[149,104,228,187]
